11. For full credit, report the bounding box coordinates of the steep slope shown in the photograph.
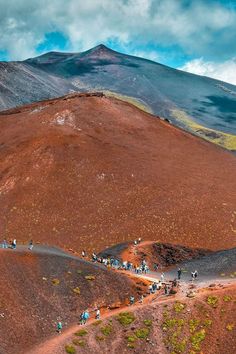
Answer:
[0,246,141,354]
[0,93,235,252]
[0,45,235,150]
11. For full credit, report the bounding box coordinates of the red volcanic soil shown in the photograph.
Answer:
[0,93,236,252]
[0,247,142,354]
[33,282,236,354]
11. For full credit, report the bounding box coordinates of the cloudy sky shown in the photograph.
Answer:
[0,0,236,84]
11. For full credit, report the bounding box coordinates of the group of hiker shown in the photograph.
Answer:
[1,239,34,250]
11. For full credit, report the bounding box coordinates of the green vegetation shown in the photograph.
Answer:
[95,335,105,341]
[143,319,152,327]
[65,344,76,354]
[127,336,136,343]
[117,312,135,326]
[127,343,135,349]
[134,328,150,339]
[189,319,200,333]
[226,324,234,331]
[174,302,186,313]
[85,275,96,281]
[51,278,60,286]
[72,287,80,295]
[72,339,85,347]
[92,320,102,326]
[77,270,83,274]
[101,325,112,336]
[203,319,213,327]
[190,329,206,351]
[223,295,232,302]
[206,295,218,307]
[74,329,88,337]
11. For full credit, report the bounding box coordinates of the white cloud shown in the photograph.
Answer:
[179,58,236,86]
[0,0,235,61]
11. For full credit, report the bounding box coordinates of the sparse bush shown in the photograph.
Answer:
[174,302,186,313]
[143,319,152,327]
[127,343,135,348]
[92,320,102,326]
[72,339,85,347]
[73,287,80,295]
[51,278,60,286]
[226,324,234,331]
[189,319,200,333]
[96,335,105,341]
[117,312,135,326]
[65,344,76,354]
[101,325,112,336]
[203,319,212,327]
[190,329,206,351]
[127,336,136,343]
[74,329,87,337]
[207,295,218,307]
[135,328,149,339]
[85,275,95,280]
[223,295,232,302]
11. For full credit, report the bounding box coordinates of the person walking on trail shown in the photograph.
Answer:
[12,239,16,249]
[140,295,144,304]
[56,321,62,333]
[95,308,100,320]
[80,310,90,325]
[130,295,135,305]
[28,240,33,251]
[154,263,159,271]
[82,250,86,258]
[191,271,195,281]
[2,239,8,249]
[160,272,165,283]
[194,270,198,279]
[177,268,182,280]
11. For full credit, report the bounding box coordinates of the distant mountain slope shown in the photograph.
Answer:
[0,44,236,150]
[0,93,235,252]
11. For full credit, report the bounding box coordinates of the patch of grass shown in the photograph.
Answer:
[173,339,187,353]
[162,318,184,330]
[95,335,105,341]
[85,275,95,281]
[203,319,213,327]
[117,312,135,326]
[206,295,218,308]
[189,319,200,333]
[226,324,234,331]
[101,325,112,336]
[65,344,76,354]
[51,278,60,286]
[127,335,136,343]
[74,329,88,337]
[190,329,206,351]
[143,319,152,327]
[92,320,102,326]
[72,287,80,295]
[135,328,150,339]
[72,339,85,347]
[223,295,232,302]
[127,343,135,349]
[173,302,186,313]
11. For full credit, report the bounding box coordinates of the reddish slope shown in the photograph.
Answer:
[0,247,142,354]
[0,93,235,252]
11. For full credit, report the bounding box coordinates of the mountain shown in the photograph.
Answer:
[0,44,235,151]
[0,93,235,252]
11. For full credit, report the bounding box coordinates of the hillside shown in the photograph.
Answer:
[0,45,235,150]
[0,93,235,252]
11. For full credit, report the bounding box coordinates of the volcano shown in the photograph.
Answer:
[0,93,235,252]
[0,44,235,151]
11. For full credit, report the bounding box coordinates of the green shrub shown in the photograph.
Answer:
[203,319,212,327]
[190,329,206,351]
[135,328,150,339]
[73,287,80,295]
[223,295,232,302]
[85,275,95,280]
[101,325,112,336]
[127,336,136,343]
[65,344,76,354]
[72,339,85,347]
[117,312,135,326]
[51,278,60,286]
[226,324,234,331]
[96,335,105,341]
[174,302,186,313]
[74,329,87,337]
[189,319,200,333]
[143,319,152,327]
[92,320,102,326]
[127,343,135,348]
[207,296,218,307]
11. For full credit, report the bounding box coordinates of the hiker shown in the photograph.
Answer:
[177,268,182,280]
[140,295,144,304]
[95,308,100,320]
[148,284,153,294]
[12,239,16,249]
[154,263,159,271]
[194,270,198,279]
[80,310,90,325]
[2,239,8,249]
[82,250,86,258]
[138,237,142,244]
[28,240,33,251]
[160,272,165,283]
[164,284,169,295]
[191,271,195,281]
[56,321,62,333]
[130,295,135,305]
[134,240,137,246]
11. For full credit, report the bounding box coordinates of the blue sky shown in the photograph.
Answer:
[0,0,236,84]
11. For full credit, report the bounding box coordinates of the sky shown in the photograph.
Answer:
[0,0,236,85]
